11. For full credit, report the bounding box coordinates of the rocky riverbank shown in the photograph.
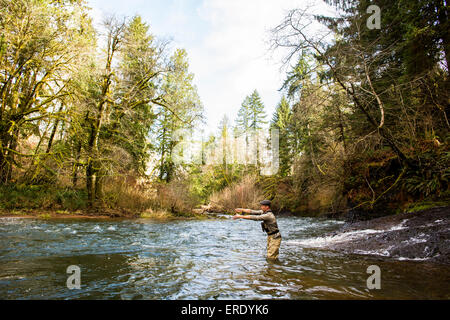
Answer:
[294,206,450,264]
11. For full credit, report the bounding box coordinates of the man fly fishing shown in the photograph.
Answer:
[233,200,281,260]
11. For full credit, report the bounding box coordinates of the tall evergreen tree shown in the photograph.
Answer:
[271,96,292,176]
[154,48,202,182]
[235,90,267,169]
[248,90,267,130]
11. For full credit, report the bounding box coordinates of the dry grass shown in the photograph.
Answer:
[154,178,199,214]
[139,208,175,220]
[102,176,156,212]
[209,175,265,213]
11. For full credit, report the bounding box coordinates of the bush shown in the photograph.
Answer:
[0,184,87,210]
[153,178,199,214]
[100,177,155,212]
[55,189,87,210]
[209,175,264,213]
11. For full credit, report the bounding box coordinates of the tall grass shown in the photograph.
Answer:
[101,177,155,212]
[209,175,265,213]
[153,179,200,215]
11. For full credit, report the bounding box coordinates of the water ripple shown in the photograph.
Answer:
[0,216,449,299]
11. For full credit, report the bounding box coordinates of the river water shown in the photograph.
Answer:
[0,216,449,299]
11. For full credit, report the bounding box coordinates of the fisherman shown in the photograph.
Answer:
[233,200,281,260]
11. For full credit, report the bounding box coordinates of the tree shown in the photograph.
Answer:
[235,90,267,170]
[271,96,292,176]
[0,4,209,214]
[269,0,449,213]
[248,90,267,130]
[154,48,203,182]
[83,17,126,206]
[109,15,159,176]
[0,0,93,183]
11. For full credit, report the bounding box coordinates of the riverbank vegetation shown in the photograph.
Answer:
[199,0,449,218]
[264,0,450,217]
[0,0,448,219]
[0,0,204,218]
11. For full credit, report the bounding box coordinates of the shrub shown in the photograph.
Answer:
[209,175,265,213]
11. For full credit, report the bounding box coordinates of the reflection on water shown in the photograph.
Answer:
[0,216,449,299]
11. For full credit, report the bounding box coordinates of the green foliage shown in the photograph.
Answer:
[402,146,449,198]
[271,96,293,177]
[0,0,448,218]
[0,4,204,212]
[153,48,203,182]
[0,0,94,183]
[235,90,267,134]
[404,200,450,214]
[0,184,87,210]
[55,188,87,210]
[264,0,450,215]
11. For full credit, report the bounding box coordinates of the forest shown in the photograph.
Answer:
[0,0,448,219]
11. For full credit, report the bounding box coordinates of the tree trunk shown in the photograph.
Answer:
[86,157,95,207]
[72,140,82,188]
[0,131,10,184]
[336,103,347,153]
[45,106,64,154]
[94,164,103,200]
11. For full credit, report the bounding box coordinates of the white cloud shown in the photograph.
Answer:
[190,0,327,135]
[86,0,334,136]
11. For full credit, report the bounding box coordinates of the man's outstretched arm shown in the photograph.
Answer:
[233,208,266,221]
[235,208,263,214]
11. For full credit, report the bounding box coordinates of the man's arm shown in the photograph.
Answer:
[235,208,263,215]
[233,214,269,221]
[233,208,269,221]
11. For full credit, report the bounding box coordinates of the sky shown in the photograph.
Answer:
[87,0,332,135]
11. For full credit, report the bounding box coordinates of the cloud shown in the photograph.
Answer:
[86,0,333,136]
[190,0,321,134]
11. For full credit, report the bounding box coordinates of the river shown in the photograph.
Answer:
[0,216,449,299]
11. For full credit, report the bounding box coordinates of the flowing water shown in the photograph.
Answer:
[0,216,449,299]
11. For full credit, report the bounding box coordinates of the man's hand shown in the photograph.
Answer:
[235,208,249,214]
